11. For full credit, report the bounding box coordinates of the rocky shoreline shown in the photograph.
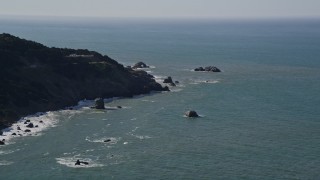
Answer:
[0,33,168,130]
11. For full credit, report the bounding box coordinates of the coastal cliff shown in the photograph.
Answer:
[0,33,167,129]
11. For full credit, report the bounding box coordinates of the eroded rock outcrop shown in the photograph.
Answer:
[132,62,149,69]
[163,77,176,86]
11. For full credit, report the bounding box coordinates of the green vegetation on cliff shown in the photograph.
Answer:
[0,33,166,129]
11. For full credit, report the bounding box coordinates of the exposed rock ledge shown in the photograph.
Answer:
[0,33,168,129]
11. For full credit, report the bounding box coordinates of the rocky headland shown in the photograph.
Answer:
[0,33,168,130]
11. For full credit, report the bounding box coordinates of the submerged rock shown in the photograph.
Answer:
[12,133,17,136]
[0,131,2,135]
[117,106,122,109]
[104,139,111,143]
[93,98,105,109]
[0,140,4,145]
[185,110,199,118]
[25,129,31,132]
[132,62,149,69]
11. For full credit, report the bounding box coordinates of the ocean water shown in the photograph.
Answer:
[1,18,320,179]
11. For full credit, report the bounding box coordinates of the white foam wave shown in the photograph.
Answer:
[141,100,156,103]
[85,136,121,145]
[56,157,104,168]
[190,80,220,85]
[183,114,205,118]
[170,88,183,92]
[1,112,60,143]
[127,127,151,139]
[134,65,156,70]
[132,135,152,140]
[0,149,17,155]
[153,75,166,81]
[0,160,14,166]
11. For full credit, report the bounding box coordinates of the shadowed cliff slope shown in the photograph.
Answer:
[0,33,167,129]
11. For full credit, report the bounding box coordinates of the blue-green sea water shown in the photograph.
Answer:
[1,18,320,179]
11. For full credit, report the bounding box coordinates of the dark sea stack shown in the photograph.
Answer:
[163,77,173,84]
[0,33,167,129]
[26,123,34,128]
[132,62,149,69]
[94,98,105,109]
[12,133,16,136]
[163,76,176,86]
[0,140,4,145]
[185,111,199,118]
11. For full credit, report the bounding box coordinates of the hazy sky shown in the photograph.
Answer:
[1,0,320,19]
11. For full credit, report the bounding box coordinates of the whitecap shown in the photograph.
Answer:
[85,136,121,145]
[0,160,14,166]
[141,100,156,103]
[131,135,152,140]
[0,150,16,155]
[56,157,104,168]
[127,127,152,140]
[190,80,220,85]
[197,80,220,84]
[170,88,183,92]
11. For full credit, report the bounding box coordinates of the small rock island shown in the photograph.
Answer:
[185,111,199,118]
[194,66,221,72]
[0,33,168,129]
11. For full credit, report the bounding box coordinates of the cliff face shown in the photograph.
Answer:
[0,33,166,129]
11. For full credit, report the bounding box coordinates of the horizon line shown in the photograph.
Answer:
[1,14,320,21]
